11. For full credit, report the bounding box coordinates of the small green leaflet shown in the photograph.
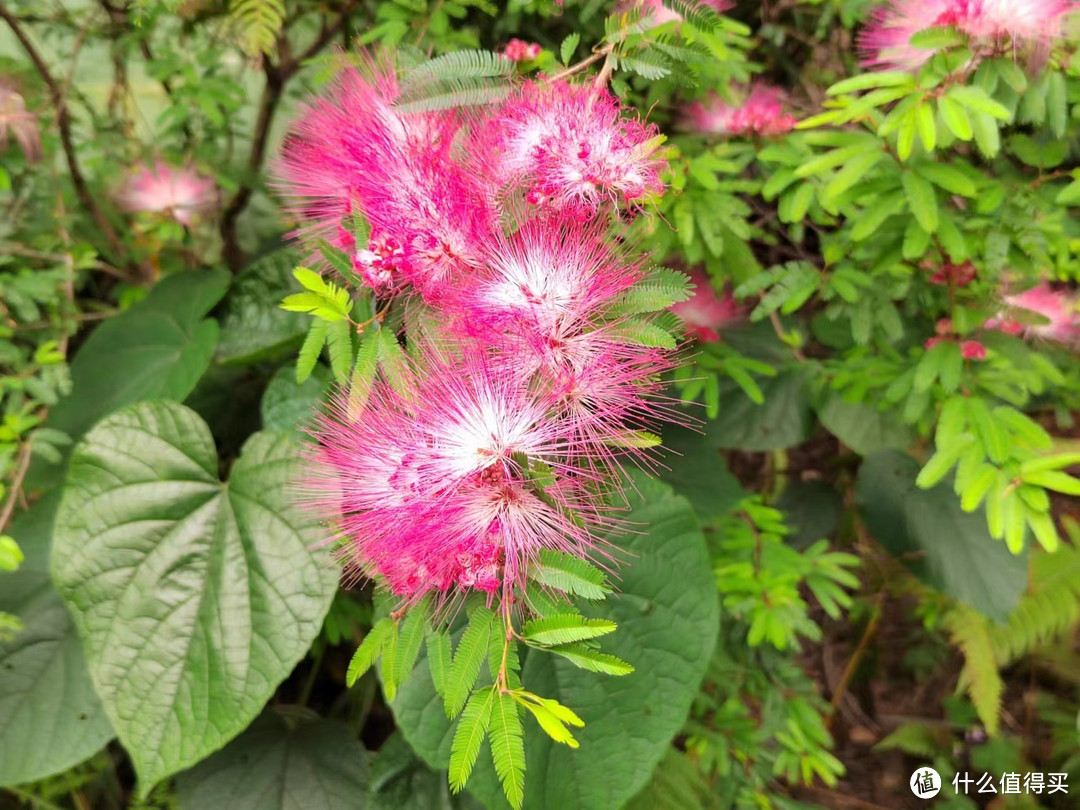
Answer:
[522,613,617,646]
[449,686,496,793]
[515,691,584,749]
[489,692,526,810]
[387,602,428,702]
[325,319,354,382]
[346,617,394,687]
[544,642,634,675]
[281,267,352,321]
[444,607,496,718]
[529,549,611,600]
[603,430,662,449]
[560,33,579,66]
[296,320,327,384]
[426,628,453,697]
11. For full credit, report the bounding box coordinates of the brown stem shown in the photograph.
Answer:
[826,593,884,730]
[0,3,127,265]
[547,47,609,83]
[219,8,354,272]
[0,443,31,535]
[593,52,616,91]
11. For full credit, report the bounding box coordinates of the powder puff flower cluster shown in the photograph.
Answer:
[681,83,798,137]
[468,80,667,220]
[116,161,217,226]
[277,59,665,301]
[277,54,680,608]
[859,0,1077,70]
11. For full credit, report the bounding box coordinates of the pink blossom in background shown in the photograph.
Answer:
[670,269,743,342]
[961,340,987,359]
[470,80,666,219]
[681,83,797,137]
[116,161,216,225]
[985,283,1080,345]
[0,79,41,163]
[859,0,1077,70]
[502,38,542,61]
[680,92,738,134]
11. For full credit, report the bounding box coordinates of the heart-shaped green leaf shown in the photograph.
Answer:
[52,401,339,791]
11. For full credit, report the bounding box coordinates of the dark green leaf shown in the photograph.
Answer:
[706,368,814,452]
[217,250,307,364]
[856,450,1027,620]
[817,396,914,456]
[0,494,113,787]
[176,711,368,810]
[369,732,484,810]
[260,362,332,432]
[44,270,229,446]
[659,422,746,523]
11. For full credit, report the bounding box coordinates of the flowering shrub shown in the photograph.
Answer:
[1,1,1080,810]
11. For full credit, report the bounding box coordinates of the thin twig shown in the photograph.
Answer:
[769,310,807,361]
[826,593,885,729]
[0,443,31,535]
[220,5,355,271]
[547,46,609,83]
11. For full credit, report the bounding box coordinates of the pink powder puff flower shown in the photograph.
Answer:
[0,79,41,163]
[961,339,987,359]
[681,83,797,137]
[503,38,542,62]
[306,347,611,606]
[445,221,681,473]
[680,92,738,135]
[859,0,1077,71]
[454,219,642,341]
[276,56,498,299]
[116,161,216,226]
[670,269,743,342]
[729,84,798,136]
[985,283,1080,345]
[470,79,666,220]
